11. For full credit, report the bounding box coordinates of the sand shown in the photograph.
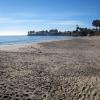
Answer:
[0,36,100,100]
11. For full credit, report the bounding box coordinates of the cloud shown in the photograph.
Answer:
[1,11,92,22]
[50,20,84,26]
[0,17,83,26]
[0,17,44,24]
[7,11,93,17]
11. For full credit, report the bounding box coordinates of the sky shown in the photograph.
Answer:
[0,0,100,35]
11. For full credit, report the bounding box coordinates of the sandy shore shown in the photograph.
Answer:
[0,36,100,100]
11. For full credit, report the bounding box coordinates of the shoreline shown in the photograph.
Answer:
[0,36,80,49]
[0,36,99,51]
[0,36,80,51]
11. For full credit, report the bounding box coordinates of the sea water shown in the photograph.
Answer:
[0,35,78,45]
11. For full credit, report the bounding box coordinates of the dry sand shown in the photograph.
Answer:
[0,36,100,100]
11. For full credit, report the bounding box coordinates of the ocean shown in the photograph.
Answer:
[0,36,78,45]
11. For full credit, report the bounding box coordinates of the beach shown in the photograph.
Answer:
[0,36,100,100]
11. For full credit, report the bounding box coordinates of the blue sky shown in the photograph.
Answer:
[0,0,100,35]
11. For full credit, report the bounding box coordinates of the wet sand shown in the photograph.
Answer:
[0,36,100,100]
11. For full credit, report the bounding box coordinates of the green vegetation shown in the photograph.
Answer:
[92,20,100,30]
[92,20,100,36]
[28,20,100,36]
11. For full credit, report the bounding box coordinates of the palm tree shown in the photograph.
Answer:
[98,20,100,30]
[92,20,98,30]
[76,25,80,32]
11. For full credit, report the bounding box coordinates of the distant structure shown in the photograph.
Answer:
[28,29,71,36]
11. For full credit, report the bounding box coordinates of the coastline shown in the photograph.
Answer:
[0,35,76,47]
[0,36,99,52]
[0,36,80,51]
[0,36,100,100]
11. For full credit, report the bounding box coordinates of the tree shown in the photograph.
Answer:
[98,20,100,30]
[49,29,58,33]
[76,25,80,32]
[92,20,100,30]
